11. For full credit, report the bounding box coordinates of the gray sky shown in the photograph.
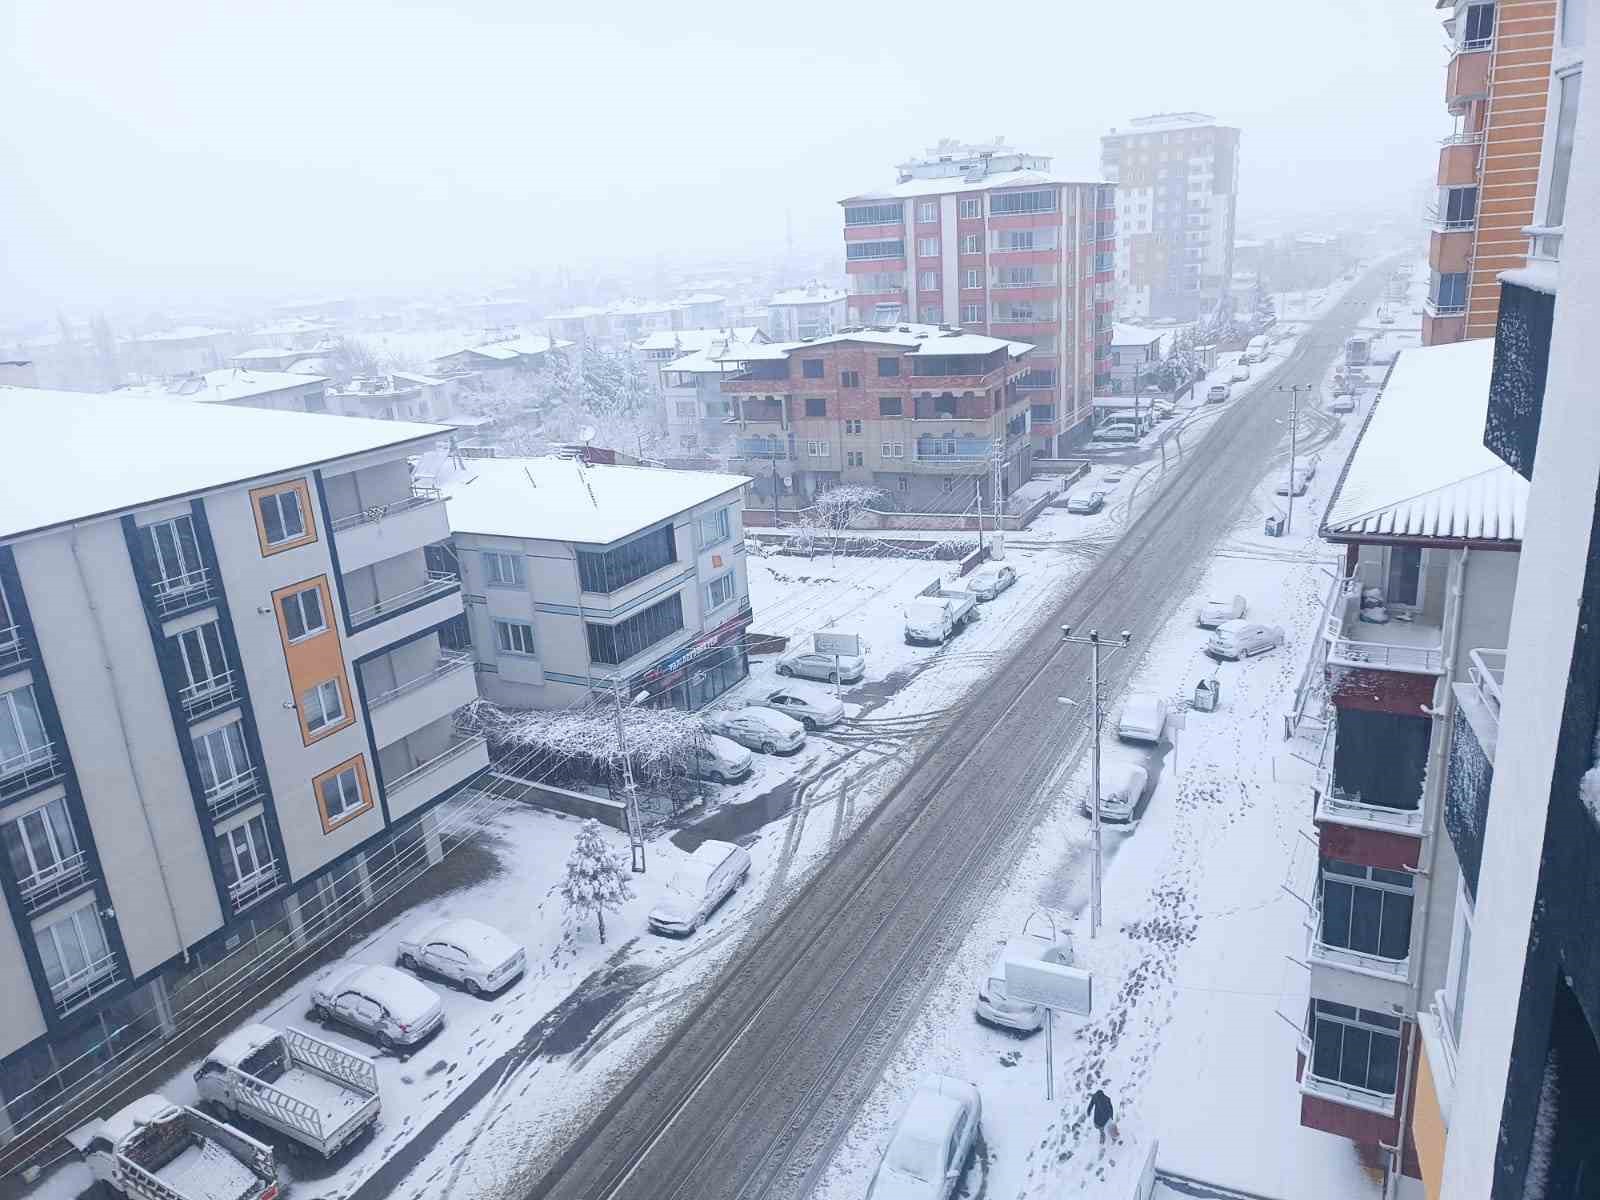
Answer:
[1,0,1448,312]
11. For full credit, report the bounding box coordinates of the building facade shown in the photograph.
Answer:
[766,284,849,341]
[0,390,486,1132]
[839,141,1114,453]
[1100,113,1240,323]
[645,330,766,454]
[119,369,330,414]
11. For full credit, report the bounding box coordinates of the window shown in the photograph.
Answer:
[840,370,861,388]
[1018,367,1058,389]
[279,585,326,642]
[1440,186,1478,227]
[222,814,272,885]
[1461,1,1494,47]
[1544,72,1582,228]
[960,233,983,254]
[846,239,905,261]
[844,202,902,226]
[35,904,112,999]
[801,359,824,378]
[1031,404,1056,423]
[257,488,306,547]
[586,593,685,665]
[698,505,731,547]
[920,305,942,323]
[140,516,207,594]
[805,439,831,457]
[880,441,904,459]
[872,302,903,324]
[918,270,938,291]
[175,621,232,699]
[1431,271,1469,312]
[846,451,864,467]
[320,765,364,822]
[1561,0,1586,45]
[194,722,252,801]
[0,684,50,777]
[483,550,524,588]
[959,197,982,219]
[845,419,863,435]
[577,525,677,593]
[962,303,984,324]
[494,620,537,657]
[963,268,981,289]
[917,236,940,258]
[1386,546,1423,608]
[1309,1000,1402,1096]
[1320,860,1414,961]
[878,357,900,377]
[703,572,738,613]
[3,797,81,890]
[1446,895,1473,1044]
[990,189,1057,215]
[992,228,1058,252]
[878,396,903,417]
[917,200,937,223]
[805,397,827,417]
[302,679,345,733]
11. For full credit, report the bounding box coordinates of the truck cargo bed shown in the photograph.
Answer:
[158,1138,261,1200]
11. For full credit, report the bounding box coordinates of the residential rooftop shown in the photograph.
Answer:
[117,368,327,404]
[0,387,446,541]
[1111,324,1165,348]
[842,167,1106,204]
[1108,112,1233,136]
[769,285,848,307]
[634,327,764,353]
[126,325,233,344]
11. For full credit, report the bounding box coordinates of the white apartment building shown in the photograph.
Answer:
[766,284,848,341]
[633,328,767,454]
[546,297,729,347]
[0,389,485,1128]
[118,368,330,413]
[438,457,753,712]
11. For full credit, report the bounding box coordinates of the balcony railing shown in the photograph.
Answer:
[229,862,282,913]
[18,852,92,914]
[0,743,62,798]
[1300,1064,1398,1117]
[1308,897,1411,981]
[330,486,445,532]
[205,768,266,822]
[179,671,241,721]
[52,953,123,1017]
[1440,131,1484,147]
[1525,223,1564,263]
[733,444,792,460]
[1314,784,1425,834]
[369,652,475,709]
[348,572,460,627]
[0,624,28,673]
[913,440,996,463]
[387,734,487,794]
[149,567,218,618]
[1327,636,1445,675]
[1426,206,1476,233]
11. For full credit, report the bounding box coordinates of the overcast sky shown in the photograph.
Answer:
[0,0,1448,314]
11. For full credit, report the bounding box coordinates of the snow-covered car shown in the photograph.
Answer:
[1079,758,1149,823]
[648,840,750,936]
[1207,619,1286,660]
[776,645,865,684]
[754,683,845,730]
[1230,365,1251,382]
[1116,692,1168,743]
[702,706,805,754]
[867,1075,981,1200]
[1065,490,1105,515]
[1195,594,1247,629]
[1330,394,1358,413]
[311,964,443,1049]
[975,940,1074,1032]
[1206,384,1231,403]
[1275,464,1314,496]
[1091,423,1140,444]
[690,733,753,783]
[964,563,1017,601]
[397,917,525,996]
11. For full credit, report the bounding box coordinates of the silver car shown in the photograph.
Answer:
[1207,619,1286,660]
[867,1075,981,1200]
[975,940,1074,1032]
[702,706,806,754]
[754,684,845,730]
[397,917,525,996]
[964,563,1017,601]
[776,645,865,684]
[311,964,444,1048]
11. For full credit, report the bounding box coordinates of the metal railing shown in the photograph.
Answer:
[1459,35,1492,51]
[1301,1067,1399,1116]
[52,954,123,1017]
[330,486,445,532]
[229,862,282,913]
[0,624,28,672]
[1426,205,1477,232]
[19,852,92,914]
[1440,131,1485,146]
[179,671,240,721]
[0,743,62,797]
[149,567,217,617]
[1425,298,1468,318]
[347,572,459,627]
[386,734,487,795]
[1315,785,1425,833]
[1468,647,1506,716]
[1307,896,1411,980]
[1326,636,1445,674]
[205,769,265,822]
[369,652,475,709]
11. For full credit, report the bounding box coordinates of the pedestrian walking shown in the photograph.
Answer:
[1088,1087,1119,1147]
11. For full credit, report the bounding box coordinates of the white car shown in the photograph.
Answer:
[691,733,754,783]
[1079,758,1149,824]
[1207,619,1286,660]
[1206,384,1231,403]
[964,563,1017,601]
[1091,423,1140,443]
[754,683,845,730]
[1230,365,1251,382]
[311,964,444,1048]
[397,917,525,996]
[1064,490,1105,515]
[703,706,806,754]
[1275,464,1314,496]
[776,645,865,684]
[1196,594,1247,629]
[1117,692,1168,743]
[975,940,1074,1032]
[867,1075,981,1200]
[648,840,750,936]
[1330,394,1358,413]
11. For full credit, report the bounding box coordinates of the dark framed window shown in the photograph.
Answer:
[877,357,900,378]
[585,593,685,665]
[801,360,824,379]
[1309,1000,1401,1096]
[840,370,861,388]
[576,525,677,594]
[1320,860,1414,961]
[844,203,902,226]
[990,189,1057,215]
[804,397,827,417]
[879,396,902,416]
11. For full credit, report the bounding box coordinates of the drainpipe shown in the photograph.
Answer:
[1387,546,1470,1199]
[69,527,188,964]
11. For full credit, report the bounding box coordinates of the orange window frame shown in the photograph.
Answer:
[271,576,355,745]
[249,478,318,556]
[311,754,375,833]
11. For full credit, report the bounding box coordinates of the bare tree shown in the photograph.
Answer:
[813,484,885,562]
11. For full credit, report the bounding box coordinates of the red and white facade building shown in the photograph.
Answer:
[839,141,1115,455]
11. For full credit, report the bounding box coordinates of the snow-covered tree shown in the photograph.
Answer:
[814,484,886,533]
[463,697,707,790]
[559,819,635,945]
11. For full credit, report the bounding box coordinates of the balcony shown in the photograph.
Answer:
[1315,784,1425,835]
[368,651,479,748]
[1323,580,1445,676]
[332,487,451,575]
[1437,136,1483,187]
[149,567,218,619]
[1307,896,1411,982]
[348,571,461,630]
[384,733,489,818]
[912,438,996,466]
[52,953,123,1017]
[1445,46,1491,111]
[732,440,792,461]
[179,670,241,721]
[229,861,282,914]
[1,742,63,799]
[204,767,267,823]
[0,624,27,674]
[18,852,93,914]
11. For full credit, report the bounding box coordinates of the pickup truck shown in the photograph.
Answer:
[196,1024,380,1158]
[904,587,978,645]
[67,1094,278,1200]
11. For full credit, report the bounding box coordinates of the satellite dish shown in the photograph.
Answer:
[579,425,596,445]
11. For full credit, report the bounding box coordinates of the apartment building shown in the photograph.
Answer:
[717,324,1032,514]
[1291,338,1525,1191]
[329,373,461,423]
[637,329,767,453]
[1105,324,1166,394]
[0,389,486,1126]
[1099,114,1241,323]
[437,457,752,712]
[766,284,848,341]
[545,297,729,347]
[118,368,330,413]
[431,333,574,377]
[839,140,1114,454]
[1425,0,1567,345]
[120,327,237,380]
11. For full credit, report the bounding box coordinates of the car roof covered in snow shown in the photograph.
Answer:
[208,1023,281,1068]
[731,706,803,732]
[333,964,439,1016]
[410,917,518,962]
[688,839,739,868]
[886,1087,964,1179]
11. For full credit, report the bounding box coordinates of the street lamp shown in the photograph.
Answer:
[1060,625,1133,938]
[1275,383,1311,534]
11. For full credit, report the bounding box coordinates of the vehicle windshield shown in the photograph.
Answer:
[884,1129,942,1182]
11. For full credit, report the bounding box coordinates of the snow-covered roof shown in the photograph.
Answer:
[1112,111,1231,135]
[0,387,447,540]
[1111,323,1164,347]
[208,1024,279,1068]
[118,368,325,404]
[634,327,763,353]
[99,1095,182,1145]
[436,334,573,363]
[1322,339,1527,545]
[784,323,1030,359]
[662,345,751,375]
[843,166,1104,203]
[231,346,303,362]
[675,292,726,305]
[440,456,750,545]
[1499,261,1559,296]
[392,370,450,386]
[253,317,335,337]
[129,325,232,344]
[770,286,848,307]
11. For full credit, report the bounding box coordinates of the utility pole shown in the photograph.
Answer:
[770,457,780,526]
[1276,383,1309,534]
[1059,627,1132,938]
[611,682,646,873]
[991,436,1006,558]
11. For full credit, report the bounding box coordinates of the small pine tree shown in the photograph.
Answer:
[559,819,635,945]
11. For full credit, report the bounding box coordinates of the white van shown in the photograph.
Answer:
[1240,335,1269,364]
[648,840,751,936]
[691,734,754,784]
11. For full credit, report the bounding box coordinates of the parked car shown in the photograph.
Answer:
[1091,423,1140,443]
[1065,490,1105,515]
[703,706,806,754]
[690,733,754,783]
[867,1075,981,1200]
[754,683,845,730]
[1275,465,1313,496]
[1079,758,1149,824]
[975,939,1074,1032]
[1330,394,1357,413]
[1206,384,1231,403]
[397,916,525,996]
[1207,619,1286,660]
[964,563,1017,601]
[1230,364,1251,382]
[648,840,751,936]
[776,643,865,684]
[1116,692,1168,743]
[1195,594,1247,629]
[311,964,443,1049]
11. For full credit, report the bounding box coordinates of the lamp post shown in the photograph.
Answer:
[1275,383,1310,533]
[1059,626,1132,937]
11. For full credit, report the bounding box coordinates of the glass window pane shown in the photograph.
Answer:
[1340,1025,1372,1088]
[281,492,304,537]
[4,821,30,880]
[1322,880,1353,947]
[1546,74,1582,227]
[195,734,219,792]
[1312,1018,1343,1080]
[47,800,78,858]
[282,595,305,641]
[55,921,87,977]
[153,523,180,576]
[1350,887,1384,955]
[36,928,63,986]
[1368,1029,1400,1094]
[1379,891,1414,960]
[176,517,200,571]
[25,813,55,873]
[260,496,285,544]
